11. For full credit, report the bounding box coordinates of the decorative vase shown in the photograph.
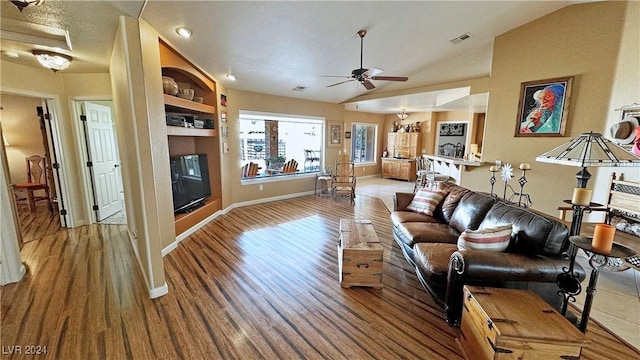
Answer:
[162,76,178,96]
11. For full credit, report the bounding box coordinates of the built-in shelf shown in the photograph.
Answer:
[160,39,221,238]
[164,94,216,114]
[166,126,217,137]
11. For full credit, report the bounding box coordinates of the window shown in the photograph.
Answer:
[351,123,378,164]
[239,111,324,178]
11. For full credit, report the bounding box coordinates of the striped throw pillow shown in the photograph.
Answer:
[407,189,448,216]
[457,224,513,252]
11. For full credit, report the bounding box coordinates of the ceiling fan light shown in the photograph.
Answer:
[10,0,45,12]
[175,27,192,38]
[32,50,72,71]
[226,73,237,81]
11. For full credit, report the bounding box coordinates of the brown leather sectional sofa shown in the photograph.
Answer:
[391,183,584,326]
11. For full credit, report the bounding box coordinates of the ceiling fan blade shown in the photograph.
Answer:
[370,76,408,82]
[327,79,356,88]
[362,68,383,78]
[322,75,352,78]
[362,80,375,90]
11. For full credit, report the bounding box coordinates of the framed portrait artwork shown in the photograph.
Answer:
[515,76,573,137]
[220,111,227,123]
[345,131,351,139]
[328,122,342,147]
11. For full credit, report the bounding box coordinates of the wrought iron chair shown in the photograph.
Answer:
[414,155,429,192]
[438,143,456,157]
[425,157,454,189]
[303,149,320,171]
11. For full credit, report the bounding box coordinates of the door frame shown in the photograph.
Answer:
[71,98,124,224]
[0,88,73,227]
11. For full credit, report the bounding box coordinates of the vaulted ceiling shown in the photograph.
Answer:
[1,1,580,113]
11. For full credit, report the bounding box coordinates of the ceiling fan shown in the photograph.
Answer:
[326,29,408,90]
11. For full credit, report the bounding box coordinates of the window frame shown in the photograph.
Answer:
[239,110,325,184]
[350,122,378,166]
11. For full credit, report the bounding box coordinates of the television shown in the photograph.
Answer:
[170,154,211,213]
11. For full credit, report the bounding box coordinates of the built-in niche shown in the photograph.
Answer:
[436,121,468,158]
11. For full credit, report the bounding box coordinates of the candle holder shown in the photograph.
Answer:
[488,166,499,196]
[516,167,532,207]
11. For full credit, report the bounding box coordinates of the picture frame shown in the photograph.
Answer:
[221,125,228,138]
[328,122,342,147]
[220,111,227,123]
[439,123,466,136]
[515,76,573,137]
[345,131,351,139]
[221,94,227,107]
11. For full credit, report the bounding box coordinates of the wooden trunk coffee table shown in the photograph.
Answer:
[337,219,384,288]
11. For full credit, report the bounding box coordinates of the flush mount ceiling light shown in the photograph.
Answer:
[175,27,192,38]
[32,50,72,71]
[10,0,45,12]
[226,73,237,81]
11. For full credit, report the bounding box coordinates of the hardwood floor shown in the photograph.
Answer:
[16,201,60,245]
[2,194,638,359]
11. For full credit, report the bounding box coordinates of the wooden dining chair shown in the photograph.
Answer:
[14,155,53,212]
[241,162,259,178]
[332,154,356,205]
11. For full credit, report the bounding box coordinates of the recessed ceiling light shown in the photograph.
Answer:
[175,27,192,38]
[226,74,237,81]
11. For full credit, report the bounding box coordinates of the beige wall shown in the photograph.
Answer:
[109,16,169,295]
[592,0,640,204]
[1,94,45,184]
[463,1,631,218]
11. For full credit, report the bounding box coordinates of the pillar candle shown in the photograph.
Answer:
[571,188,592,206]
[519,163,531,170]
[489,166,499,172]
[591,224,616,255]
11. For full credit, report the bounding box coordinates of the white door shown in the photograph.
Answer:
[84,102,122,221]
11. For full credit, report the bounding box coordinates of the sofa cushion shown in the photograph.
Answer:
[391,210,441,225]
[413,243,459,299]
[407,189,448,216]
[397,222,460,247]
[457,224,513,252]
[480,202,568,256]
[436,184,471,222]
[449,192,497,233]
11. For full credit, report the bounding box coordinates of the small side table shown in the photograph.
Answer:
[558,235,636,332]
[315,173,333,197]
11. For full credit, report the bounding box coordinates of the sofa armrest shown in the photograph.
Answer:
[393,192,415,211]
[443,250,583,325]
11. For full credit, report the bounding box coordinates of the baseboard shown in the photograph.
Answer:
[126,227,168,299]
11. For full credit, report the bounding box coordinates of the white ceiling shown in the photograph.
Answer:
[0,1,579,114]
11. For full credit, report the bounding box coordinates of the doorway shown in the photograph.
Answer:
[74,100,126,225]
[435,121,469,159]
[1,93,68,245]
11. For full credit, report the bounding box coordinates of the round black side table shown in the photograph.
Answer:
[558,235,636,332]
